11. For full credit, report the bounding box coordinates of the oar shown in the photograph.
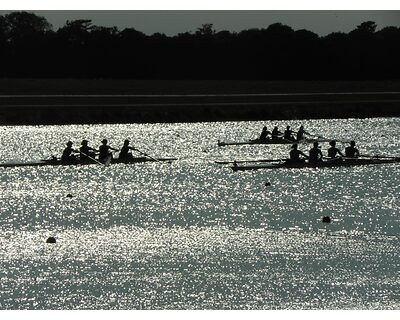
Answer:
[45,146,58,160]
[330,156,389,161]
[282,137,297,144]
[79,151,104,165]
[360,154,399,160]
[44,155,58,161]
[270,134,295,143]
[323,156,362,160]
[133,147,161,162]
[215,158,285,165]
[317,135,350,144]
[322,156,350,162]
[256,135,293,144]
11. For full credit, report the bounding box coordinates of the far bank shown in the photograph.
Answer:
[0,79,399,125]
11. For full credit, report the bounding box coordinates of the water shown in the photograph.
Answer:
[0,118,399,309]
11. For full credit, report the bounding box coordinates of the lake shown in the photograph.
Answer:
[0,117,399,309]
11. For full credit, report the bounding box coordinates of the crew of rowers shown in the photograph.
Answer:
[259,125,310,142]
[61,139,138,163]
[289,140,360,163]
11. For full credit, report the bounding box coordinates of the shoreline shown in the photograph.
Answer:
[1,79,400,125]
[2,79,400,95]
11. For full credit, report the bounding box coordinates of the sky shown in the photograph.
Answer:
[1,10,400,36]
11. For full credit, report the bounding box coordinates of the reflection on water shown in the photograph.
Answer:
[0,118,399,309]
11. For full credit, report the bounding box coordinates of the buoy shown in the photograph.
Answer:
[322,216,331,223]
[46,237,56,243]
[66,193,73,198]
[265,182,271,187]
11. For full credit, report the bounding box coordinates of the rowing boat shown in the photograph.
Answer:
[218,137,331,146]
[215,158,283,165]
[0,156,177,168]
[231,158,399,171]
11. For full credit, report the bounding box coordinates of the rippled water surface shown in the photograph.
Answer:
[0,118,399,309]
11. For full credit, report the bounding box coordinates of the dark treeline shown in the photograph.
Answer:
[1,12,400,79]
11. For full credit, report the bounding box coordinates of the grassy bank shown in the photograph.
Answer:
[0,79,399,125]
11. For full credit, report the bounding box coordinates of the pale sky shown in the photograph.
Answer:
[1,10,400,36]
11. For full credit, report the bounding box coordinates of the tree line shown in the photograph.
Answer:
[1,11,400,79]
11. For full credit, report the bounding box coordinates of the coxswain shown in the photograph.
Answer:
[98,139,118,163]
[289,143,308,163]
[119,140,136,160]
[308,141,323,163]
[79,140,98,161]
[61,141,77,161]
[284,125,295,141]
[259,126,272,141]
[271,126,282,140]
[327,140,344,159]
[345,141,360,158]
[296,125,310,142]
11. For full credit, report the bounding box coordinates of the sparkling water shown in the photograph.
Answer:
[0,118,399,309]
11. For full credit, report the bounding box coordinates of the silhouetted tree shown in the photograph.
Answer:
[4,11,52,42]
[292,29,320,76]
[0,12,53,76]
[196,24,215,36]
[57,19,92,45]
[0,16,7,76]
[375,26,400,78]
[347,21,379,78]
[0,15,7,40]
[116,28,149,78]
[0,12,399,79]
[321,32,352,78]
[0,15,7,49]
[354,21,377,34]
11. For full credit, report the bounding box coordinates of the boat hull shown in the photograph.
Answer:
[231,158,399,171]
[218,138,331,146]
[0,157,177,168]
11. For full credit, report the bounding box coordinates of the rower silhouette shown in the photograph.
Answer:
[284,125,295,141]
[327,140,344,159]
[258,126,272,142]
[80,140,98,161]
[119,139,137,160]
[289,143,308,162]
[271,126,282,140]
[61,141,77,161]
[308,141,323,163]
[296,125,310,141]
[99,139,118,163]
[345,141,360,158]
